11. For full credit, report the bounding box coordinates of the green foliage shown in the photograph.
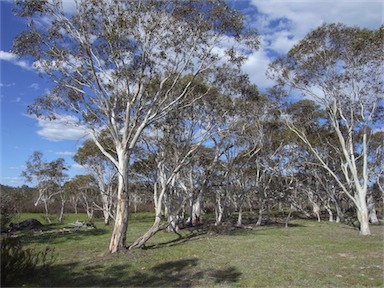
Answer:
[0,193,14,230]
[1,237,55,287]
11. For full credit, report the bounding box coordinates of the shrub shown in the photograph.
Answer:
[1,237,55,286]
[0,193,14,231]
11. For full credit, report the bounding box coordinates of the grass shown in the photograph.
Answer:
[2,212,383,287]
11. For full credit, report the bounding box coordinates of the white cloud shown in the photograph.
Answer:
[55,151,75,156]
[28,114,90,142]
[0,50,34,71]
[0,82,15,87]
[2,176,24,184]
[244,0,383,89]
[72,163,86,170]
[29,83,40,90]
[0,50,16,61]
[243,46,275,90]
[60,0,77,14]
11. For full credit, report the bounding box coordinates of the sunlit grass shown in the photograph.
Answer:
[4,213,384,287]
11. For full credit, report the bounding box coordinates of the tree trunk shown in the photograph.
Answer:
[358,208,370,235]
[355,192,371,235]
[334,196,344,223]
[367,193,379,224]
[324,200,334,222]
[103,200,111,225]
[167,214,179,233]
[129,216,162,250]
[188,193,194,225]
[237,203,243,227]
[58,199,65,223]
[215,194,224,226]
[192,191,203,225]
[256,190,263,226]
[285,207,293,229]
[43,200,51,224]
[129,172,171,249]
[130,184,166,249]
[109,192,129,252]
[247,195,254,213]
[265,192,271,223]
[98,179,115,226]
[109,152,129,253]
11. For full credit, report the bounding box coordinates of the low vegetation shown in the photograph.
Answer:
[2,213,383,287]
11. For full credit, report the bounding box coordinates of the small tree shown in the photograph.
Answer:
[74,138,117,225]
[22,151,68,223]
[64,174,98,220]
[268,24,384,235]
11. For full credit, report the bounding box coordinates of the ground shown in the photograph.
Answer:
[2,212,383,287]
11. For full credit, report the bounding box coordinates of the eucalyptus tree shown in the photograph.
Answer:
[367,131,384,224]
[232,89,286,226]
[14,0,258,252]
[128,115,207,249]
[268,24,383,235]
[74,138,117,225]
[129,78,221,249]
[64,174,98,220]
[22,151,68,223]
[183,80,238,226]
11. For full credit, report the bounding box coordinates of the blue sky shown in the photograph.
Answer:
[1,0,382,187]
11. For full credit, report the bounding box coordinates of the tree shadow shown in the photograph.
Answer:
[20,258,241,287]
[209,267,242,284]
[203,220,307,237]
[9,225,108,245]
[143,229,207,250]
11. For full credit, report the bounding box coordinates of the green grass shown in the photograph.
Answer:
[3,213,384,287]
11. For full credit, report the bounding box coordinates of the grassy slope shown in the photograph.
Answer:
[6,213,384,287]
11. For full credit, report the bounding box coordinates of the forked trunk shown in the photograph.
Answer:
[167,214,179,233]
[129,177,168,249]
[129,216,162,250]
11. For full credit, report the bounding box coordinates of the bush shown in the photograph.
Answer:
[1,237,55,287]
[0,193,15,231]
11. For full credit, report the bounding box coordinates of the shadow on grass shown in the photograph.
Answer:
[22,258,241,287]
[143,229,208,250]
[12,225,109,246]
[201,219,307,237]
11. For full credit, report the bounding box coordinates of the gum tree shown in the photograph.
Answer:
[74,138,117,225]
[13,0,258,252]
[22,151,68,223]
[268,24,383,235]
